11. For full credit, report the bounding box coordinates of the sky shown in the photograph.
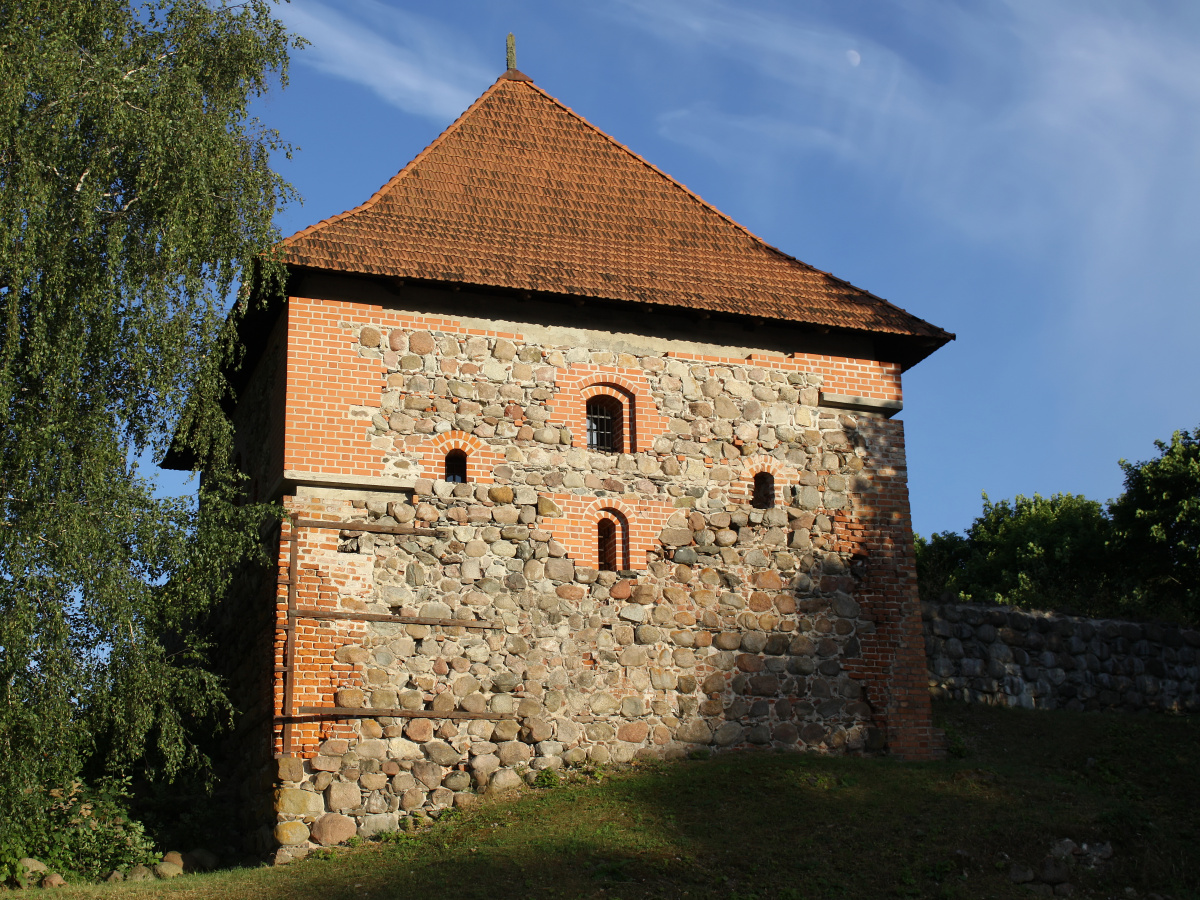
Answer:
[231,0,1200,538]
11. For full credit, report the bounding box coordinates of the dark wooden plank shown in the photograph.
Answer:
[283,515,301,754]
[289,608,501,629]
[287,706,515,721]
[292,517,441,537]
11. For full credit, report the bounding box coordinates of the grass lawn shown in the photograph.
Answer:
[54,701,1199,900]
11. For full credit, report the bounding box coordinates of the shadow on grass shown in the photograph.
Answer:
[60,702,1200,900]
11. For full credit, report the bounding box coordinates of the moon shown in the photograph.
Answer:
[846,49,861,67]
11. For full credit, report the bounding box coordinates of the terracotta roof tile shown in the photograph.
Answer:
[281,71,952,345]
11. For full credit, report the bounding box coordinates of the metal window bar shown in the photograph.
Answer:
[587,399,619,452]
[752,472,776,509]
[598,518,618,571]
[444,449,467,483]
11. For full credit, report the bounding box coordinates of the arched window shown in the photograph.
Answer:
[596,509,629,571]
[752,472,775,509]
[598,518,618,572]
[586,395,624,453]
[444,449,467,483]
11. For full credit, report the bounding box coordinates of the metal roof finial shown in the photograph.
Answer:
[506,33,516,70]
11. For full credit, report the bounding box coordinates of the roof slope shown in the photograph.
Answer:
[281,70,951,344]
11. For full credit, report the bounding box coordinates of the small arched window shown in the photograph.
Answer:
[752,472,775,509]
[586,395,624,453]
[596,509,629,571]
[598,518,618,572]
[444,449,467,483]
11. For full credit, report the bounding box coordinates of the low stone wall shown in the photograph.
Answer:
[923,602,1200,713]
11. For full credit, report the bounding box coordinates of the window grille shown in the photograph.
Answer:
[444,449,467,483]
[587,396,622,452]
[752,472,775,509]
[597,518,618,572]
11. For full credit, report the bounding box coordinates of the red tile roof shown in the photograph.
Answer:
[281,70,952,347]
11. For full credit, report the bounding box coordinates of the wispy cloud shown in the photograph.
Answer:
[608,0,1200,263]
[277,0,492,120]
[657,104,863,166]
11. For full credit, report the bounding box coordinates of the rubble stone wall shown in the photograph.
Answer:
[259,290,940,860]
[924,602,1200,713]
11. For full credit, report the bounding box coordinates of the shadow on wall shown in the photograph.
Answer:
[925,602,1200,714]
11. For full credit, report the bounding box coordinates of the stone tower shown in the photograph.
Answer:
[204,68,953,856]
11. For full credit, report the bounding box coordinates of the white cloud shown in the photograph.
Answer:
[609,0,1200,261]
[657,104,863,166]
[277,0,492,120]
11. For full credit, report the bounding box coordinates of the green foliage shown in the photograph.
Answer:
[533,767,561,788]
[2,778,157,880]
[913,530,970,606]
[917,492,1116,615]
[374,829,414,846]
[941,723,969,759]
[0,837,27,887]
[0,778,155,882]
[917,428,1200,623]
[0,0,299,857]
[1109,426,1200,622]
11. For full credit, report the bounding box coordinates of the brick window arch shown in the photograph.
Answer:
[596,508,629,571]
[578,381,636,454]
[421,431,501,485]
[730,458,785,507]
[552,366,671,455]
[752,471,776,509]
[444,449,467,483]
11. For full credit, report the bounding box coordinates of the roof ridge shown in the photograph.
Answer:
[280,73,517,249]
[517,80,822,272]
[513,80,933,325]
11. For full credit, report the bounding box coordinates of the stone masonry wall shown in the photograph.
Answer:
[265,301,940,859]
[924,602,1200,713]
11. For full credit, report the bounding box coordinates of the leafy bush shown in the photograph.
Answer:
[914,531,970,606]
[917,492,1118,616]
[917,426,1200,624]
[1109,426,1200,623]
[0,0,295,863]
[0,778,155,881]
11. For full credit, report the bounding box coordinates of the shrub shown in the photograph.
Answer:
[0,778,155,881]
[1109,426,1200,623]
[917,426,1200,626]
[917,492,1118,617]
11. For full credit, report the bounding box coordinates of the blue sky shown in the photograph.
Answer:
[234,0,1200,537]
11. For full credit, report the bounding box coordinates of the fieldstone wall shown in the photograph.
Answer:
[924,602,1200,713]
[261,312,939,861]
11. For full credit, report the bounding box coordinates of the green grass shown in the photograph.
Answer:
[54,701,1200,899]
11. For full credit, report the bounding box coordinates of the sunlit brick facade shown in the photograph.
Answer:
[210,68,953,857]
